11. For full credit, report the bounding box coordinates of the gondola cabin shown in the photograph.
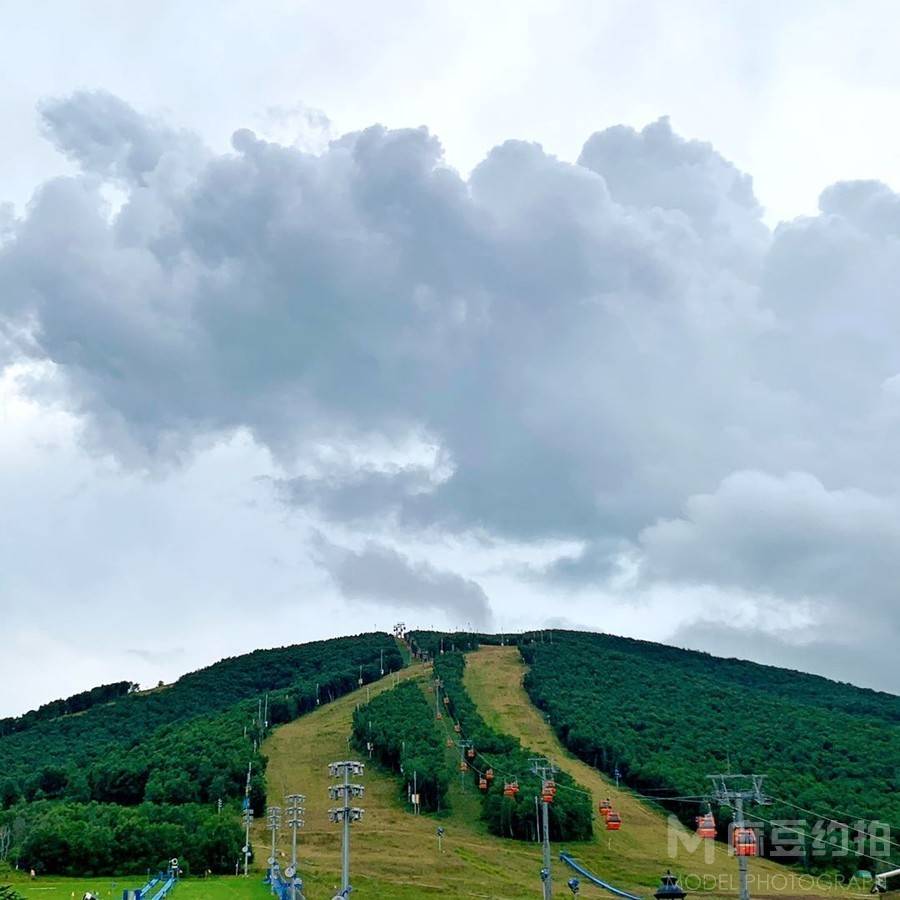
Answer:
[733,827,757,857]
[696,812,716,839]
[606,810,622,831]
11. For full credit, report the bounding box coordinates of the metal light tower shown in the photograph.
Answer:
[267,805,282,894]
[328,761,365,896]
[285,793,305,900]
[531,757,558,900]
[708,774,768,900]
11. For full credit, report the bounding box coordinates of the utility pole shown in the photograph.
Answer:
[285,793,305,900]
[242,806,254,876]
[267,805,282,894]
[380,648,384,676]
[328,761,365,897]
[708,774,769,900]
[433,677,443,719]
[242,762,254,877]
[531,757,558,900]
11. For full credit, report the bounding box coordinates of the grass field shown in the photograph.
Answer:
[259,659,576,898]
[3,874,270,898]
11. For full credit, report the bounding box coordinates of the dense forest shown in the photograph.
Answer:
[352,680,450,812]
[1,802,242,876]
[433,651,593,842]
[0,681,136,738]
[0,633,403,875]
[521,631,900,874]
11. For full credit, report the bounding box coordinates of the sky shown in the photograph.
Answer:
[3,0,900,715]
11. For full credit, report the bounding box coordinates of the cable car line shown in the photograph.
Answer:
[767,796,900,851]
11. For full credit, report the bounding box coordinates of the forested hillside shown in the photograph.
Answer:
[521,631,900,873]
[0,633,403,875]
[0,633,401,805]
[352,680,450,812]
[0,681,135,738]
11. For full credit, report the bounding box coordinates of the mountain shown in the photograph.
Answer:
[1,627,897,896]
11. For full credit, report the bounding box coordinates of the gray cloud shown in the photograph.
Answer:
[3,91,900,689]
[275,465,440,525]
[668,620,898,695]
[638,470,900,691]
[639,470,900,616]
[312,535,492,628]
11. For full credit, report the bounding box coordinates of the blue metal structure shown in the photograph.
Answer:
[122,862,178,900]
[559,852,644,900]
[146,876,177,900]
[265,865,304,899]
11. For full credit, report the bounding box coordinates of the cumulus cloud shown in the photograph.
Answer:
[638,471,900,690]
[4,90,900,693]
[312,535,492,628]
[640,471,900,609]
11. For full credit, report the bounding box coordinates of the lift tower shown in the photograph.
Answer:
[708,774,769,900]
[531,757,559,900]
[328,760,365,897]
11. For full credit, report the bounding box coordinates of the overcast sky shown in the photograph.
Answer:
[3,0,900,715]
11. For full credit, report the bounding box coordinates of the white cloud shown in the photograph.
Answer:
[4,82,900,708]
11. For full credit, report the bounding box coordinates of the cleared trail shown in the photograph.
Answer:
[257,645,859,898]
[464,645,854,900]
[261,660,556,899]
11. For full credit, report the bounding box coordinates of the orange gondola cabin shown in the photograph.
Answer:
[503,780,519,797]
[696,812,717,839]
[606,810,622,831]
[733,827,757,857]
[599,798,612,819]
